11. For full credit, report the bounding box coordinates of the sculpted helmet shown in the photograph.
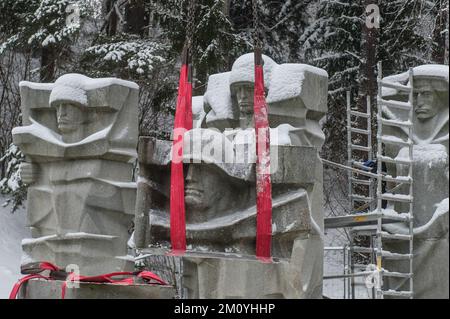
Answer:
[49,74,90,108]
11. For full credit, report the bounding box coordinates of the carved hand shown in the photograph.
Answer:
[19,162,38,185]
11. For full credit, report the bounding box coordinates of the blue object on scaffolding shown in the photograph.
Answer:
[363,160,377,172]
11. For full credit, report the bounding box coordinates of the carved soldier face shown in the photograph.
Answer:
[184,164,243,222]
[185,164,221,211]
[233,82,255,115]
[55,103,86,133]
[414,82,446,121]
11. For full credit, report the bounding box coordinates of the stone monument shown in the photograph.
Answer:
[381,64,449,299]
[134,53,329,298]
[12,73,139,276]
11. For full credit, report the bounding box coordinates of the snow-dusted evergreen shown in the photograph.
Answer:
[0,144,25,212]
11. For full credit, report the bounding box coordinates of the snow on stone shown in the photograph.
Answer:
[204,72,233,123]
[192,96,205,117]
[0,195,30,299]
[397,144,448,167]
[380,208,410,220]
[20,73,139,93]
[228,53,276,87]
[12,118,112,147]
[267,63,328,104]
[192,96,206,128]
[382,64,449,97]
[413,198,449,235]
[381,134,410,144]
[413,64,449,81]
[204,56,327,124]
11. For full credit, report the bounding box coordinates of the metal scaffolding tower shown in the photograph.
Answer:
[373,62,415,299]
[323,63,415,299]
[347,91,375,214]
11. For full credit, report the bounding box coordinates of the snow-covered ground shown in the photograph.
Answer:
[322,169,372,299]
[0,195,29,299]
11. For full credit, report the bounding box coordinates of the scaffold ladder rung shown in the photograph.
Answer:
[349,127,370,135]
[380,136,413,147]
[378,98,412,110]
[350,110,370,118]
[382,175,412,184]
[383,271,412,278]
[351,144,371,152]
[381,193,413,203]
[351,195,372,202]
[381,290,413,298]
[351,178,372,186]
[380,232,412,241]
[378,80,412,92]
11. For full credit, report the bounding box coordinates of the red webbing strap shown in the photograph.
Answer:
[61,271,167,299]
[254,55,273,261]
[9,262,62,299]
[9,274,50,299]
[10,261,167,299]
[170,53,192,254]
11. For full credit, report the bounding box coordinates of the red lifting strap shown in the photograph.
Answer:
[170,53,193,254]
[254,56,273,261]
[9,262,167,299]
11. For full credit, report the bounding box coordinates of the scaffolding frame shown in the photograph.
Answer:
[323,63,415,299]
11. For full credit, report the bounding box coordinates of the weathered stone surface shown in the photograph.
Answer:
[19,278,175,299]
[13,74,139,276]
[134,53,328,298]
[381,65,449,299]
[182,235,323,299]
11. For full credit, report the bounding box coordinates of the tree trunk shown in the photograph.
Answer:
[223,0,231,16]
[125,0,147,37]
[40,46,56,82]
[104,0,119,36]
[355,0,378,162]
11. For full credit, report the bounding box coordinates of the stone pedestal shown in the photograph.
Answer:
[19,278,176,299]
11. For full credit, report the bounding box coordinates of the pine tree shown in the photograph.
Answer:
[147,0,248,93]
[301,0,363,163]
[378,0,430,75]
[230,0,314,63]
[0,0,89,81]
[0,144,26,212]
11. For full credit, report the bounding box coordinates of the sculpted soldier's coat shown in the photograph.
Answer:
[12,74,139,275]
[381,65,449,299]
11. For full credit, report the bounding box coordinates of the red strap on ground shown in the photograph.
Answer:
[170,63,192,254]
[10,262,167,299]
[254,64,273,261]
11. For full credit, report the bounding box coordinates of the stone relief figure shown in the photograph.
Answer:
[12,74,139,275]
[134,53,328,298]
[381,65,449,298]
[203,53,328,149]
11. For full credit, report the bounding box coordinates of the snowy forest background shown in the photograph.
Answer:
[0,0,448,299]
[0,0,448,210]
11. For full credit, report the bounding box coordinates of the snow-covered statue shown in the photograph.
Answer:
[203,53,328,148]
[134,53,328,298]
[381,65,449,299]
[12,74,139,275]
